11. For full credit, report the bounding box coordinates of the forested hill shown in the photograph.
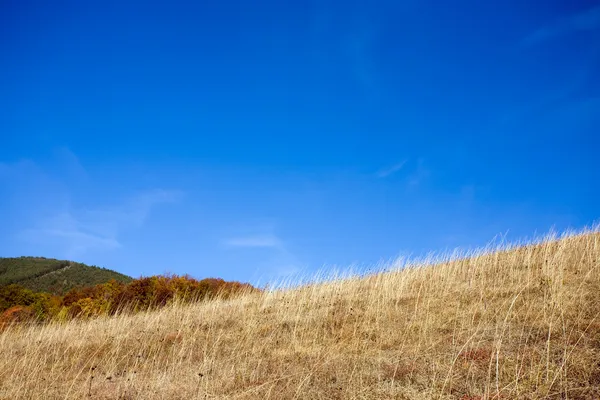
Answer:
[0,257,132,295]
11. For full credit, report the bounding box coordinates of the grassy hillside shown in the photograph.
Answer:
[0,230,599,399]
[0,257,132,295]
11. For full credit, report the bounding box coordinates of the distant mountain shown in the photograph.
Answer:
[0,257,132,295]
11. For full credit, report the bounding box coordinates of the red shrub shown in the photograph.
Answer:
[0,305,35,328]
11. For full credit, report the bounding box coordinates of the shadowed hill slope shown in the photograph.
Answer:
[0,230,598,399]
[0,257,132,295]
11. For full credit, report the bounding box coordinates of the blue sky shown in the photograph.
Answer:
[1,1,599,285]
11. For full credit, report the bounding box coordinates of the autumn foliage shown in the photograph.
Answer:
[0,275,256,326]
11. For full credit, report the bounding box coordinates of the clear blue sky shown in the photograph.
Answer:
[1,1,598,284]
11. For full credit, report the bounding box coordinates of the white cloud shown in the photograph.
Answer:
[19,189,182,258]
[407,159,430,187]
[20,226,121,254]
[376,160,407,178]
[79,189,183,235]
[1,150,183,258]
[221,228,306,286]
[223,235,282,248]
[53,146,89,182]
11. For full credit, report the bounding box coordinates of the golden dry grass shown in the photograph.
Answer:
[1,229,599,399]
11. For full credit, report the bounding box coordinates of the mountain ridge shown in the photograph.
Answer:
[0,256,132,295]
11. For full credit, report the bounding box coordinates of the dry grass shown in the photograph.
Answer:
[1,229,599,399]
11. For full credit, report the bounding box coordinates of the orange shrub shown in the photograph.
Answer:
[0,305,35,329]
[1,275,258,324]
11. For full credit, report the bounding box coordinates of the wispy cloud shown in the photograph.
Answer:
[20,223,121,256]
[1,150,183,259]
[20,189,182,258]
[221,228,306,286]
[523,5,600,46]
[79,189,183,235]
[376,160,407,178]
[223,234,282,248]
[53,146,89,182]
[407,159,430,187]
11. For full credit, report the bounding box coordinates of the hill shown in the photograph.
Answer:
[0,257,132,295]
[1,230,599,399]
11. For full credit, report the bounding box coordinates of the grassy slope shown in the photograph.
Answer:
[0,231,599,399]
[0,257,132,295]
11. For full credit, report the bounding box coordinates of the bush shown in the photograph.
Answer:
[0,275,258,325]
[0,305,35,329]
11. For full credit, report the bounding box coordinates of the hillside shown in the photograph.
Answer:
[0,257,132,295]
[0,230,599,399]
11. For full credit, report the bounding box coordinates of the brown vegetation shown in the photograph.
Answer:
[0,275,254,326]
[0,229,598,399]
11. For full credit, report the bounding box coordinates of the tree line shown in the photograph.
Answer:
[0,275,257,329]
